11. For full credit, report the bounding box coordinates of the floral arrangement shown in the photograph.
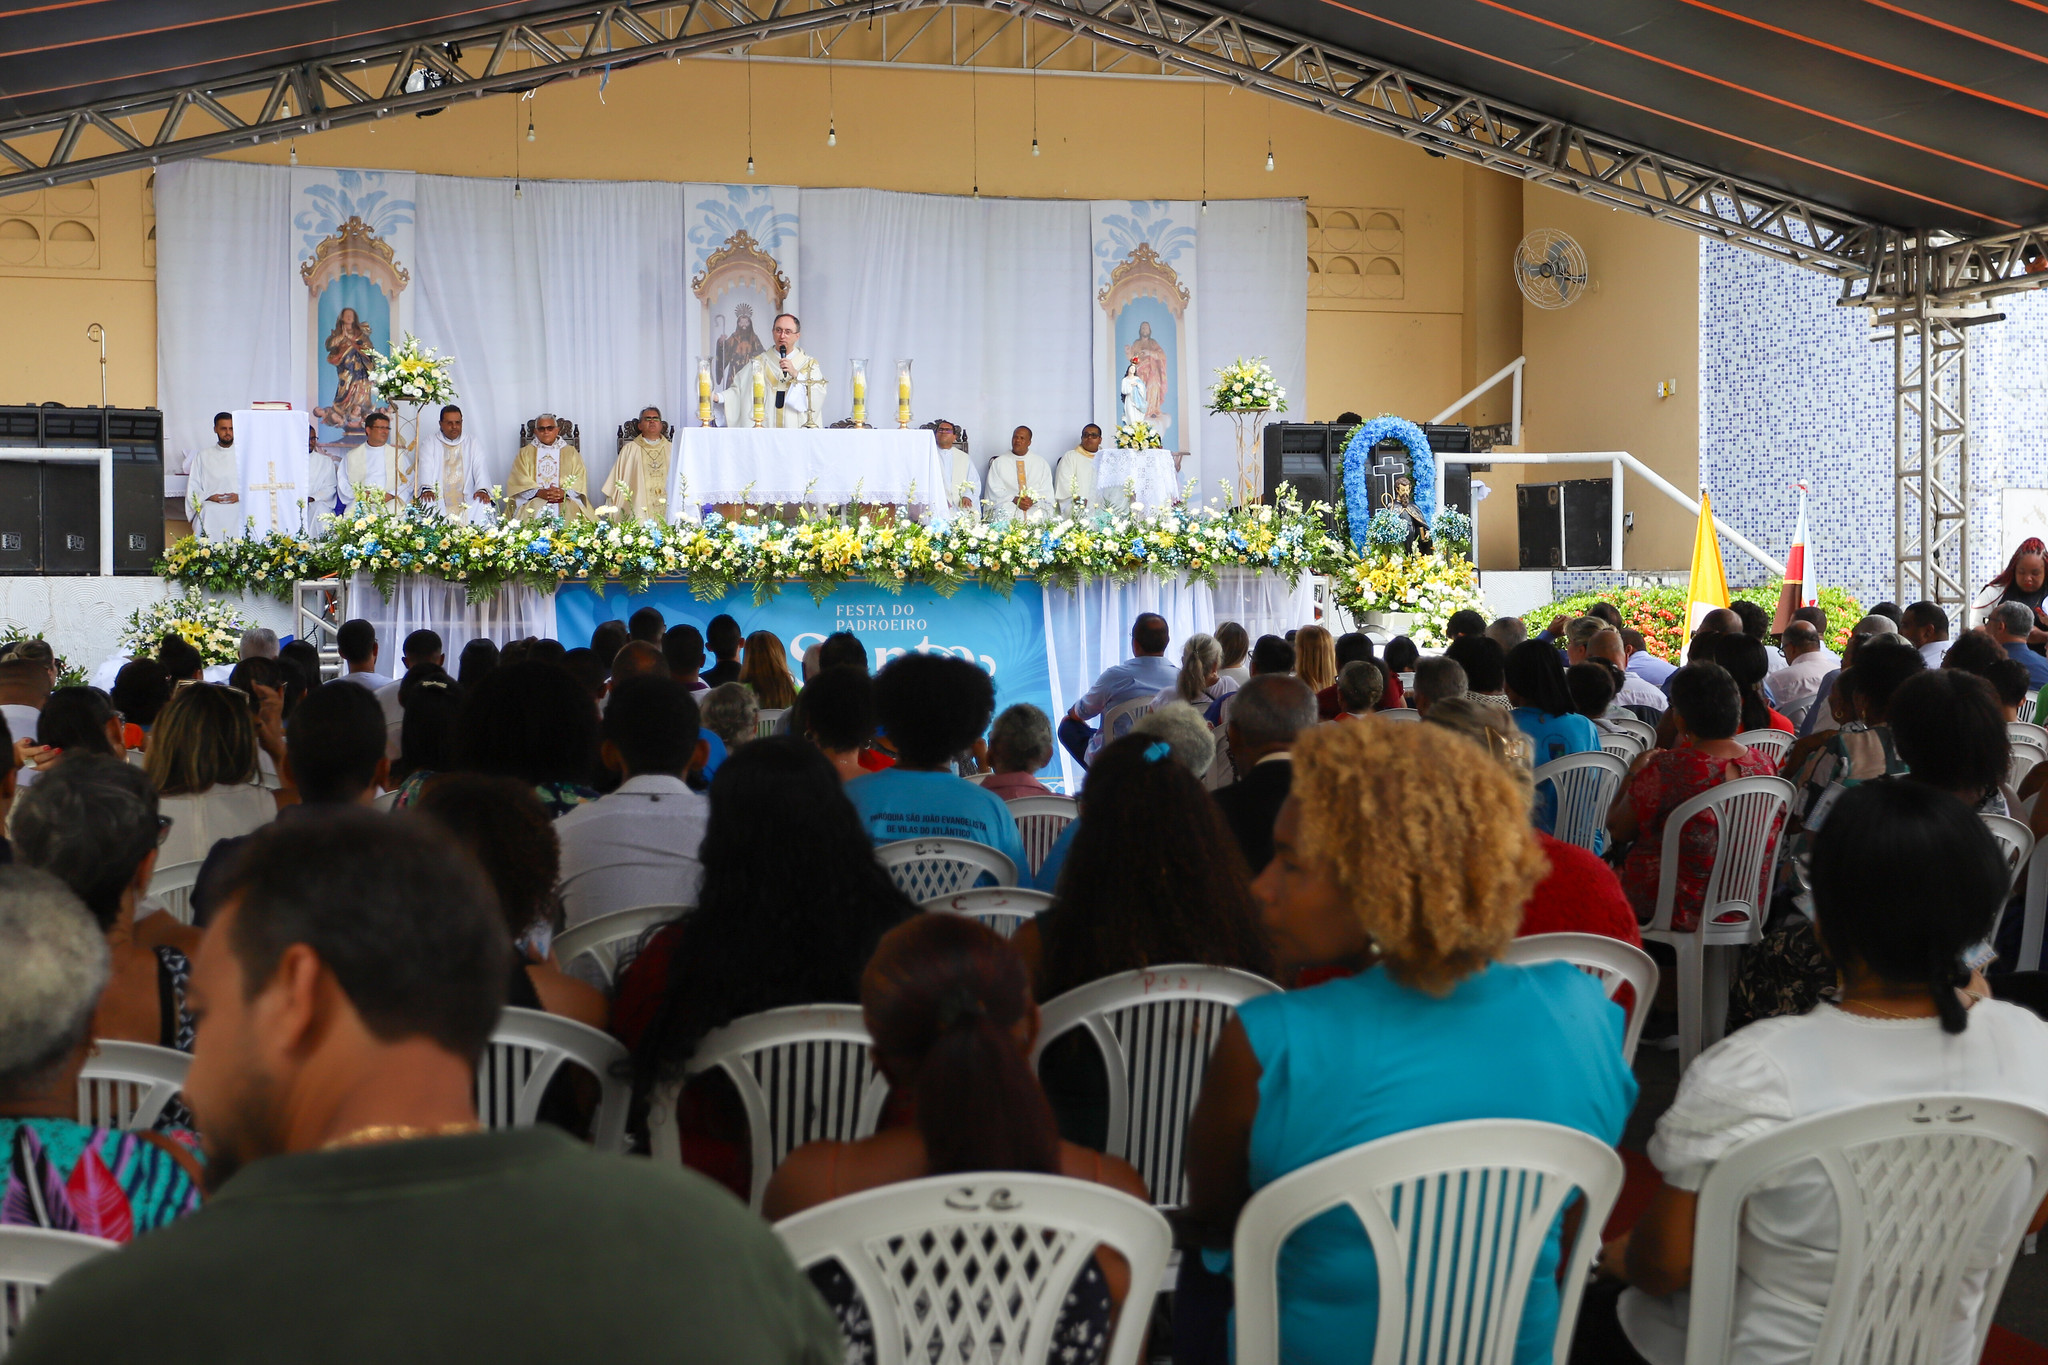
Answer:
[1430,508,1473,557]
[1114,419,1164,451]
[1364,507,1413,555]
[1208,357,1287,414]
[1338,415,1436,548]
[1327,553,1487,648]
[157,530,323,601]
[0,627,86,688]
[121,590,252,666]
[159,488,1352,607]
[369,333,457,409]
[1522,581,1865,660]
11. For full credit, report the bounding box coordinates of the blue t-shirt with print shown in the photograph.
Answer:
[845,769,1031,876]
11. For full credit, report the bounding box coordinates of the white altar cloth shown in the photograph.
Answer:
[1094,449,1181,512]
[231,408,309,538]
[668,428,947,515]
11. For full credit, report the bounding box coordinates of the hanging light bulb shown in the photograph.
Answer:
[514,180,523,200]
[827,119,837,148]
[289,142,298,166]
[526,114,535,143]
[1031,136,1040,156]
[1201,199,1208,215]
[747,154,756,176]
[1265,143,1275,172]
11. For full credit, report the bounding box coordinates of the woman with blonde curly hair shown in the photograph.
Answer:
[1182,719,1639,1365]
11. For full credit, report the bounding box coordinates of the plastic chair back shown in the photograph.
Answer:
[476,1006,630,1153]
[776,1174,1172,1365]
[922,886,1053,939]
[876,837,1017,900]
[672,1004,888,1210]
[1609,715,1658,749]
[1980,812,2034,899]
[2019,837,2048,974]
[1647,776,1795,941]
[1005,795,1078,876]
[144,859,204,926]
[1733,728,1793,772]
[2009,721,2048,790]
[1033,965,1280,1208]
[75,1040,191,1130]
[756,707,789,738]
[1599,730,1643,763]
[1677,1095,2048,1365]
[0,1228,118,1354]
[1532,751,1628,854]
[550,904,685,989]
[1499,933,1661,1064]
[371,787,401,811]
[1101,695,1153,747]
[1377,707,1420,723]
[1233,1119,1623,1365]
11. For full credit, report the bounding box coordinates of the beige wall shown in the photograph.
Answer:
[1474,183,1700,571]
[0,53,1564,527]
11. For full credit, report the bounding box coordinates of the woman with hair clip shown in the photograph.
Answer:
[1974,534,2048,646]
[1588,780,2048,1365]
[765,914,1151,1362]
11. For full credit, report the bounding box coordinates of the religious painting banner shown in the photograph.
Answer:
[556,578,1059,785]
[1091,201,1201,470]
[289,169,417,448]
[684,185,800,425]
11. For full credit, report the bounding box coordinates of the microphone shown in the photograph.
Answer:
[776,344,789,409]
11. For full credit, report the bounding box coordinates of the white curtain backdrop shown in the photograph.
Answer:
[157,160,1302,502]
[155,161,296,470]
[346,575,557,664]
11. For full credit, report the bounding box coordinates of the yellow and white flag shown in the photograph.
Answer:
[1686,490,1731,633]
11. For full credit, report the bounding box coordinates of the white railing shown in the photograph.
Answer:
[1429,355,1524,447]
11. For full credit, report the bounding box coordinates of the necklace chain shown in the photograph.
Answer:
[320,1121,480,1152]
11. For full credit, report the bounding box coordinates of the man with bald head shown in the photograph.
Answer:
[1771,620,1830,727]
[1213,674,1319,873]
[1585,627,1667,714]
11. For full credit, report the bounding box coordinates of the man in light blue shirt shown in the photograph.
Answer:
[847,652,1029,879]
[1620,627,1677,691]
[1988,602,2048,689]
[1056,612,1179,767]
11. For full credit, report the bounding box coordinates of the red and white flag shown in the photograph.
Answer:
[1770,483,1816,633]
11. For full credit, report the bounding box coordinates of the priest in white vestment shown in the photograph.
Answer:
[337,412,400,514]
[418,405,494,523]
[1055,424,1103,516]
[931,419,980,521]
[986,426,1056,524]
[606,407,673,521]
[506,414,592,522]
[717,313,823,429]
[304,428,339,537]
[187,412,244,539]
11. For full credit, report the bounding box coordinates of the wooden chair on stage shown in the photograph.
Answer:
[517,415,581,451]
[614,415,676,450]
[918,418,968,452]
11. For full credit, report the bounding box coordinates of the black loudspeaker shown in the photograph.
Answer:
[1560,478,1613,568]
[106,409,164,573]
[1518,484,1564,569]
[0,407,38,448]
[1262,423,1476,523]
[0,462,37,572]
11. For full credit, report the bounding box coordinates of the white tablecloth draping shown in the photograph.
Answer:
[232,408,309,538]
[667,428,948,514]
[1094,449,1181,511]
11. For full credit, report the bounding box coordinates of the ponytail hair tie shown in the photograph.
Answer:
[1142,740,1171,764]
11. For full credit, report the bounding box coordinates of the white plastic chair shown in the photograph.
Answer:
[2010,721,2048,790]
[1532,751,1628,855]
[1641,775,1795,1071]
[1005,794,1078,876]
[1100,695,1153,748]
[1980,812,2034,898]
[776,1173,1173,1365]
[756,707,789,738]
[550,903,685,989]
[2018,838,2048,974]
[1233,1119,1624,1365]
[0,1227,119,1354]
[876,837,1017,900]
[1376,707,1421,723]
[371,787,401,811]
[1609,715,1658,750]
[1733,727,1794,772]
[667,1004,887,1211]
[476,1006,630,1153]
[76,1040,191,1130]
[1500,932,1661,1064]
[1599,729,1643,763]
[1664,1095,2048,1365]
[144,859,204,925]
[921,886,1054,939]
[1032,965,1280,1208]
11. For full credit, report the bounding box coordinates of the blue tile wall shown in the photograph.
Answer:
[1698,239,2048,606]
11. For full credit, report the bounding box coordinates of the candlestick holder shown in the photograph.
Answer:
[896,359,913,430]
[696,357,714,426]
[849,358,869,428]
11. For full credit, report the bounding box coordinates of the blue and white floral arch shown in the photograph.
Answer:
[1340,416,1436,551]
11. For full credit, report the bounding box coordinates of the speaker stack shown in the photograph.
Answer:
[1260,422,1478,523]
[0,404,163,575]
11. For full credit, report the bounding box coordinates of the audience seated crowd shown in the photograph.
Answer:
[7,594,2048,1365]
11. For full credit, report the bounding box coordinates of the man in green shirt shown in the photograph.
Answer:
[10,810,841,1365]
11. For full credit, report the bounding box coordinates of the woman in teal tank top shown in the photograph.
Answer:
[1184,718,1637,1365]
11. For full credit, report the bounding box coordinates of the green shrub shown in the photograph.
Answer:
[1522,581,1863,659]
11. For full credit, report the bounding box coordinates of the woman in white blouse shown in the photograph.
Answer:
[145,682,282,872]
[1599,779,2048,1365]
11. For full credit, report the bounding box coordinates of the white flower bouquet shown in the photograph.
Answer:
[122,590,252,665]
[369,334,458,408]
[1115,419,1165,450]
[1208,357,1287,415]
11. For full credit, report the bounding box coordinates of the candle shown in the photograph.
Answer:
[698,369,711,400]
[897,372,910,403]
[853,373,866,403]
[752,369,766,428]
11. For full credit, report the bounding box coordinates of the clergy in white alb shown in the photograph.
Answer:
[931,419,980,522]
[337,412,400,513]
[606,407,674,521]
[506,414,593,522]
[418,405,493,523]
[1055,423,1103,516]
[986,426,1056,524]
[717,313,823,429]
[186,412,244,540]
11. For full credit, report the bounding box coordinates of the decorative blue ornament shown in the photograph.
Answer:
[1340,416,1436,551]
